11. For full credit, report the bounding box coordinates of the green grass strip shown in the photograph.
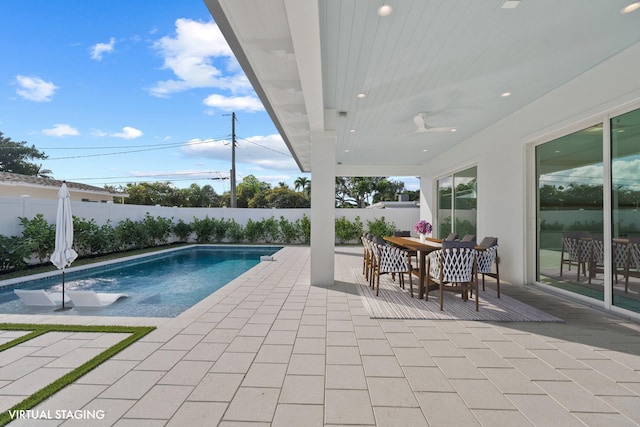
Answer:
[0,323,155,426]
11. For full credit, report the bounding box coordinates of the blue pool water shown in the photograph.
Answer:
[0,246,281,318]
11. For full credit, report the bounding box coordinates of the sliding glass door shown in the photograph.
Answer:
[611,108,640,311]
[535,125,604,300]
[535,107,640,313]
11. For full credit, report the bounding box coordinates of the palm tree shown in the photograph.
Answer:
[294,176,311,196]
[35,164,53,179]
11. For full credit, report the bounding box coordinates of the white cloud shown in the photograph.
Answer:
[613,157,640,191]
[203,94,264,112]
[111,126,143,139]
[181,134,297,171]
[42,124,79,137]
[90,37,116,60]
[127,169,228,181]
[15,75,58,102]
[90,129,109,138]
[149,18,252,97]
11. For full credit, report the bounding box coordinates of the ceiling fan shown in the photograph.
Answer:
[404,112,456,134]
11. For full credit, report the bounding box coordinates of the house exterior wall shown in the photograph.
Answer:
[0,185,114,203]
[420,41,640,286]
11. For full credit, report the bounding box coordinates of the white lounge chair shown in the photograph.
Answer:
[14,289,71,307]
[66,290,128,307]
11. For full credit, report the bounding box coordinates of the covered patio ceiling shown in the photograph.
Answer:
[205,0,640,175]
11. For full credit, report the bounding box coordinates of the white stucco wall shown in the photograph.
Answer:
[0,196,419,242]
[420,41,640,286]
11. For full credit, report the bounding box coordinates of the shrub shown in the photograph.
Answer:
[244,219,264,243]
[279,216,298,244]
[192,216,215,243]
[262,217,280,243]
[297,214,311,244]
[173,219,193,242]
[0,235,31,272]
[143,214,173,245]
[211,217,227,242]
[73,216,115,256]
[366,216,396,238]
[19,214,55,265]
[114,218,148,249]
[97,221,117,254]
[335,215,363,244]
[226,219,244,242]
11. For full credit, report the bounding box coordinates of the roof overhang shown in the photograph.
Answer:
[205,0,640,176]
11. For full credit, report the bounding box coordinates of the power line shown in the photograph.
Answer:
[35,136,230,150]
[71,171,230,181]
[236,136,291,157]
[43,137,231,160]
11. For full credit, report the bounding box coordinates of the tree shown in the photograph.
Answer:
[0,132,49,176]
[372,178,405,203]
[236,175,271,208]
[294,176,311,196]
[182,183,220,207]
[249,185,310,208]
[335,177,395,208]
[123,182,186,206]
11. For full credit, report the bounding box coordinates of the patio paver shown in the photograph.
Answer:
[1,245,640,426]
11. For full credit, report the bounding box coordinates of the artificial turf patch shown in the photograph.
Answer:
[0,323,155,426]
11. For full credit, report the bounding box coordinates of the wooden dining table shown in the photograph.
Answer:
[383,236,443,299]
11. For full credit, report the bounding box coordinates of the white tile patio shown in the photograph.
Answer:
[1,245,640,426]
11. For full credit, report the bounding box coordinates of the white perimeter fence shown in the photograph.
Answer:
[0,196,420,242]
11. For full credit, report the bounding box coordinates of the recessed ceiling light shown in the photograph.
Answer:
[345,149,350,152]
[377,4,392,17]
[349,129,355,133]
[357,92,366,98]
[501,0,520,9]
[621,2,640,13]
[450,128,457,132]
[423,149,428,152]
[501,92,511,97]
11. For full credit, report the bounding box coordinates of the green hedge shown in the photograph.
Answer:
[0,213,397,273]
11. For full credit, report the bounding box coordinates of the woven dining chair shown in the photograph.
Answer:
[426,240,478,311]
[476,237,499,297]
[371,242,414,297]
[560,231,591,281]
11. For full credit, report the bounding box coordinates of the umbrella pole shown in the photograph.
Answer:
[55,269,72,312]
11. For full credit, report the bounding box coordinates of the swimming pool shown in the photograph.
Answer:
[0,245,282,318]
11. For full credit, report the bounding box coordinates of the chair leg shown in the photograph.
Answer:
[408,271,413,298]
[474,278,479,311]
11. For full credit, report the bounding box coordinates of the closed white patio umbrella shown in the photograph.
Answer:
[50,182,78,311]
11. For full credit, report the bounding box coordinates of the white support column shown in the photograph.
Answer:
[310,132,336,286]
[419,175,434,230]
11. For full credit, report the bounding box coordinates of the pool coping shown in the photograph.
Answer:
[0,244,285,289]
[0,245,287,320]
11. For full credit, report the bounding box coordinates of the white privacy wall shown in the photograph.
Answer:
[419,41,640,285]
[0,196,419,240]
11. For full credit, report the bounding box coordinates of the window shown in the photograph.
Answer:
[437,166,477,239]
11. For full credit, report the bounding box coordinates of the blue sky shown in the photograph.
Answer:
[0,0,311,194]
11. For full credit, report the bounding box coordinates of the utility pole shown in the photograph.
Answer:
[230,112,237,208]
